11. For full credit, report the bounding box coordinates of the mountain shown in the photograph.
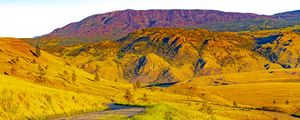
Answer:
[32,9,300,47]
[40,10,273,41]
[274,10,300,19]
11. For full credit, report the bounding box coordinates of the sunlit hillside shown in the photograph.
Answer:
[0,37,226,119]
[2,8,300,120]
[245,26,300,69]
[163,68,300,119]
[40,28,284,85]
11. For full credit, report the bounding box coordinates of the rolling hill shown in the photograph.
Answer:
[4,9,300,120]
[0,37,217,119]
[47,28,288,85]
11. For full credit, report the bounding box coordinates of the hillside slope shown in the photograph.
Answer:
[52,28,284,84]
[243,25,300,69]
[1,38,215,119]
[0,38,130,97]
[0,38,131,118]
[0,74,107,119]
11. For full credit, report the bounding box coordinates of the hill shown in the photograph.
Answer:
[166,68,300,116]
[243,25,300,69]
[50,28,285,85]
[3,24,300,120]
[0,37,218,119]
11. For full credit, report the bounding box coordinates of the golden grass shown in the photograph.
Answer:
[1,33,300,120]
[202,83,300,112]
[188,68,300,86]
[0,75,108,119]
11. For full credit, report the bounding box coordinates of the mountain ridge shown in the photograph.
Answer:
[43,9,275,40]
[44,9,298,39]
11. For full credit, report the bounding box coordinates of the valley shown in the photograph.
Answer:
[1,9,300,120]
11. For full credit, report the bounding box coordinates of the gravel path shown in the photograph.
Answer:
[53,103,146,120]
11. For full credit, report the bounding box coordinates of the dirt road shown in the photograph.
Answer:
[53,103,146,120]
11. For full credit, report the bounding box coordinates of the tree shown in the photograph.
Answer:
[10,67,16,75]
[286,100,290,105]
[94,65,100,81]
[72,70,76,84]
[124,89,133,103]
[200,102,213,114]
[35,44,41,57]
[36,65,47,82]
[32,59,37,64]
[94,72,100,81]
[233,101,238,107]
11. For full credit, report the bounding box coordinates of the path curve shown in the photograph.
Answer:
[53,103,146,120]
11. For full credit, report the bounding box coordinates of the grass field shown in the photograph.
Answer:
[0,74,108,119]
[1,26,300,120]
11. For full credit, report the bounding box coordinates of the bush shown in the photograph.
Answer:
[94,65,100,81]
[233,101,238,107]
[35,44,41,57]
[36,65,47,82]
[140,93,149,103]
[72,70,76,84]
[286,100,290,105]
[124,89,133,103]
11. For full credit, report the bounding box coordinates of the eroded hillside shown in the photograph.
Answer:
[44,28,289,85]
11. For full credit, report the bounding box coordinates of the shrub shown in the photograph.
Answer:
[94,72,100,81]
[233,101,238,107]
[36,65,47,82]
[124,89,133,103]
[140,93,149,103]
[32,59,36,64]
[35,44,41,57]
[10,67,16,75]
[72,70,76,84]
[200,102,213,114]
[133,81,142,90]
[94,65,100,81]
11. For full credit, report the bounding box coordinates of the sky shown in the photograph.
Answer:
[0,0,299,38]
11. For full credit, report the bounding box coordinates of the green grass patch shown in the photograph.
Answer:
[130,103,228,120]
